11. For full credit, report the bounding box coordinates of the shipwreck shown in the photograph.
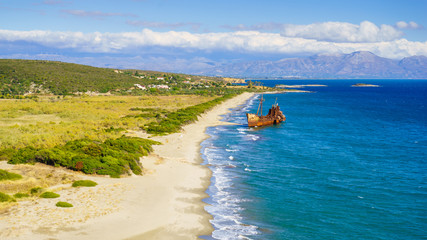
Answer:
[246,95,286,127]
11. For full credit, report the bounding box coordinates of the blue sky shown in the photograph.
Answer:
[1,0,426,72]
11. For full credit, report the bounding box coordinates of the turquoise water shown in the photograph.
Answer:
[201,80,427,240]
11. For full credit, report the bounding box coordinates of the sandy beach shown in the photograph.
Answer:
[0,92,254,240]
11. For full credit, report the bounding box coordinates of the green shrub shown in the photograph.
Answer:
[7,146,38,164]
[8,136,160,177]
[0,169,23,181]
[0,192,15,202]
[13,193,30,198]
[56,201,73,208]
[0,148,17,161]
[82,143,103,157]
[40,191,60,198]
[144,94,236,135]
[72,180,98,187]
[30,187,43,195]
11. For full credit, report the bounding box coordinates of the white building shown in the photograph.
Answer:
[134,84,146,90]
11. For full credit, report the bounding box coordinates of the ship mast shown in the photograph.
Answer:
[257,94,264,116]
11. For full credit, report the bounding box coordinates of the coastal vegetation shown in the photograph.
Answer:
[0,59,257,180]
[0,59,264,221]
[39,191,60,198]
[0,59,139,95]
[0,59,245,97]
[0,192,15,202]
[13,193,29,198]
[56,201,73,208]
[7,136,160,177]
[144,93,237,135]
[72,180,97,187]
[0,169,22,181]
[0,94,225,177]
[0,95,216,150]
[0,170,96,207]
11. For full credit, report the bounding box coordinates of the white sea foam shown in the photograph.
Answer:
[246,134,260,141]
[225,148,239,152]
[204,148,224,162]
[215,126,228,132]
[204,154,260,239]
[200,93,261,240]
[244,168,258,172]
[237,127,247,134]
[226,163,236,168]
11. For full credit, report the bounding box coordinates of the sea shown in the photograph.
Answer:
[200,80,427,240]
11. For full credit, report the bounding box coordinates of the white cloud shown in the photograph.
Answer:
[0,28,426,59]
[281,21,403,42]
[396,21,422,29]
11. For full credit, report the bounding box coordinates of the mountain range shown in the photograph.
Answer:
[196,51,427,79]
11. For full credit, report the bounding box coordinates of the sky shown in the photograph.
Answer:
[1,0,427,72]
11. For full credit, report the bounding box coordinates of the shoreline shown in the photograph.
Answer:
[0,92,255,240]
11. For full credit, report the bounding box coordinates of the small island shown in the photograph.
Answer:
[351,83,380,87]
[276,84,327,88]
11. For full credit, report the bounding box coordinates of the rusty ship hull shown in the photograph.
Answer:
[246,100,286,127]
[246,113,285,127]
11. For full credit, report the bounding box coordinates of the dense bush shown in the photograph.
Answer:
[8,136,160,177]
[0,148,17,161]
[56,201,73,208]
[72,180,97,187]
[144,94,236,135]
[13,193,29,198]
[0,169,23,181]
[0,192,15,202]
[40,191,60,198]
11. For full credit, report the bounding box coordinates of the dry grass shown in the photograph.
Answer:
[0,95,215,149]
[0,163,82,211]
[0,94,215,212]
[0,163,79,195]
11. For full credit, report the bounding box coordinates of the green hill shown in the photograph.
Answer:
[0,59,249,97]
[0,59,149,95]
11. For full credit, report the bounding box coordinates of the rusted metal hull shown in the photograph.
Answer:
[246,96,286,127]
[246,113,285,127]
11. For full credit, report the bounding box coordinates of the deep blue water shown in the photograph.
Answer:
[201,80,427,240]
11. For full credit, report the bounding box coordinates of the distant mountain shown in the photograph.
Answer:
[198,51,427,79]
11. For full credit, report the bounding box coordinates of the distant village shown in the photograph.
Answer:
[113,69,245,92]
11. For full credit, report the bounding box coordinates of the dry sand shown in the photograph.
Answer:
[0,92,254,240]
